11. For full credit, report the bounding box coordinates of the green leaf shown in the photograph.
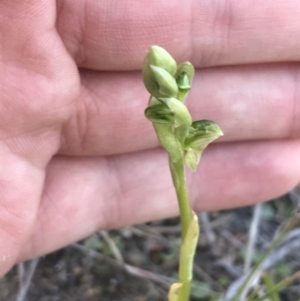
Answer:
[168,283,183,301]
[191,280,212,299]
[262,273,280,301]
[179,212,199,282]
[276,264,293,278]
[83,238,104,251]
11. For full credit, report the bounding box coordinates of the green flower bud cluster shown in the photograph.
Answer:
[143,46,223,171]
[143,46,194,102]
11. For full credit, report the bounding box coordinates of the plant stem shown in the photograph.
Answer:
[169,156,192,238]
[169,156,194,301]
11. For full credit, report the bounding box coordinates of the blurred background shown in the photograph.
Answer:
[1,185,300,301]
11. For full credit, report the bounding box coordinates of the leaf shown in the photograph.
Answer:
[191,280,212,299]
[179,212,199,282]
[168,282,183,301]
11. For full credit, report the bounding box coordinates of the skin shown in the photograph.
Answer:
[0,0,300,277]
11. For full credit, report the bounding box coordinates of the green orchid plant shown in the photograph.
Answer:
[143,46,223,301]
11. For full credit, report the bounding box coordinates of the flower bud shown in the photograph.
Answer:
[145,103,175,124]
[143,46,178,99]
[150,65,178,97]
[146,46,177,74]
[175,62,195,87]
[185,120,223,148]
[176,72,190,90]
[175,62,195,102]
[159,97,192,145]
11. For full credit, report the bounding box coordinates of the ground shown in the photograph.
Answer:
[1,193,300,301]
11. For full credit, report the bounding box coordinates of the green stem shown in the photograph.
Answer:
[169,156,192,238]
[169,155,193,301]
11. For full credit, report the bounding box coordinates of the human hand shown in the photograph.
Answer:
[1,0,300,277]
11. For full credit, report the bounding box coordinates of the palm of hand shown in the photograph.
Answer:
[1,0,300,276]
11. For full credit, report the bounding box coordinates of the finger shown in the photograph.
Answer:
[60,63,300,156]
[20,139,300,261]
[56,0,300,69]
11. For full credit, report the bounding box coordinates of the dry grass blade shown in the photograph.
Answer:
[222,213,300,301]
[252,271,300,301]
[100,230,124,263]
[72,243,172,287]
[15,259,39,301]
[244,203,262,273]
[200,212,216,248]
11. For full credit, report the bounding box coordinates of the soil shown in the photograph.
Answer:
[1,194,300,301]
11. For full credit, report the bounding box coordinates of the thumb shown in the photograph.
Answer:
[0,148,45,276]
